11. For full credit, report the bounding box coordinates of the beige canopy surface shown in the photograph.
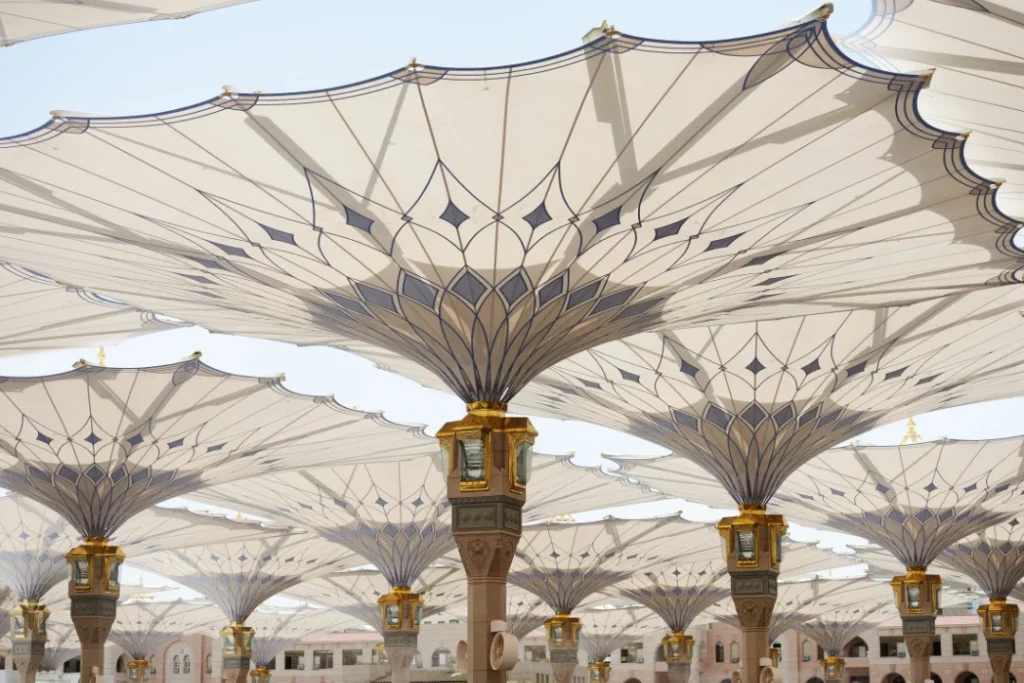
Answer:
[109,598,224,659]
[845,0,1024,218]
[0,357,434,538]
[0,0,254,46]
[794,599,897,656]
[0,261,182,356]
[511,286,1024,507]
[0,11,1019,405]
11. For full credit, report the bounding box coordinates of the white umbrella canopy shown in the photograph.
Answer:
[0,356,435,539]
[844,0,1024,218]
[0,494,281,602]
[515,286,1024,508]
[794,599,897,657]
[245,606,361,667]
[0,260,183,357]
[0,10,1020,406]
[130,532,362,623]
[108,598,223,660]
[0,0,255,46]
[577,604,664,662]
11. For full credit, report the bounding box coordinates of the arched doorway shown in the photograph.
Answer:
[931,673,943,683]
[116,655,127,673]
[954,673,979,683]
[882,675,906,683]
[624,678,642,683]
[807,678,825,683]
[843,637,868,657]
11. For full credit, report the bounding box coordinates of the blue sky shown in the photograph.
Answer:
[2,0,1021,600]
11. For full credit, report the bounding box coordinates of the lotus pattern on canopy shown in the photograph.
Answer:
[1,12,1021,404]
[515,287,1024,507]
[794,594,896,656]
[0,358,434,538]
[936,517,1024,598]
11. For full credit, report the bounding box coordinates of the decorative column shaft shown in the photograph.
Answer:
[545,613,581,683]
[10,601,50,683]
[821,654,844,683]
[717,506,787,683]
[587,662,610,683]
[439,402,535,683]
[379,586,423,683]
[220,622,255,683]
[890,567,941,683]
[979,598,1018,683]
[66,537,124,679]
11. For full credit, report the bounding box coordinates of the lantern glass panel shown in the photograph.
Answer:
[458,440,485,482]
[737,530,756,561]
[386,603,400,626]
[515,441,532,486]
[73,559,90,586]
[552,626,564,645]
[907,586,921,609]
[992,613,1004,632]
[12,615,24,633]
[670,642,680,658]
[38,612,48,633]
[414,604,422,626]
[109,558,122,589]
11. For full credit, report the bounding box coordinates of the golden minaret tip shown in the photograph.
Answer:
[899,417,922,445]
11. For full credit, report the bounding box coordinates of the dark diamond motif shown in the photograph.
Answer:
[85,465,105,484]
[412,498,423,508]
[57,465,78,482]
[355,282,398,313]
[679,360,700,377]
[523,203,552,229]
[964,483,977,493]
[590,287,635,316]
[84,433,101,445]
[127,433,144,447]
[746,357,765,375]
[592,206,621,233]
[653,219,686,240]
[704,405,732,431]
[376,497,388,508]
[452,271,487,306]
[773,405,795,426]
[801,359,820,375]
[746,253,779,267]
[36,432,52,445]
[567,281,601,310]
[758,275,794,286]
[580,379,601,390]
[706,233,742,251]
[261,224,297,245]
[324,292,371,317]
[111,467,128,483]
[208,443,226,452]
[499,272,529,305]
[741,404,767,427]
[875,483,889,494]
[672,410,699,431]
[924,482,937,492]
[344,206,374,232]
[846,361,867,377]
[884,367,907,380]
[538,276,565,308]
[440,201,470,228]
[401,275,439,309]
[168,438,185,449]
[619,369,640,382]
[210,241,249,258]
[186,255,224,270]
[916,375,939,385]
[130,469,150,484]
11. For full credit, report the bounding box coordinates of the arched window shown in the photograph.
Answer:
[729,642,739,664]
[715,642,724,663]
[844,637,868,658]
[206,654,212,674]
[116,656,125,673]
[183,656,191,674]
[931,674,943,683]
[432,648,451,668]
[173,656,180,674]
[801,641,811,662]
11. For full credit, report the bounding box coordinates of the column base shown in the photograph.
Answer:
[11,641,44,683]
[551,648,578,683]
[987,636,1014,683]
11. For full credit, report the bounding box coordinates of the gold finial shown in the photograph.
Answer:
[899,417,922,445]
[97,347,106,367]
[235,512,244,521]
[407,58,422,71]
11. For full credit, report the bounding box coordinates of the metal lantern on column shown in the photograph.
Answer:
[821,654,845,681]
[221,622,254,657]
[545,613,582,651]
[437,403,536,493]
[379,586,424,631]
[716,506,787,567]
[588,661,611,683]
[250,666,272,683]
[127,659,151,683]
[890,568,941,614]
[10,601,49,640]
[661,632,693,664]
[979,599,1019,638]
[66,538,125,593]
